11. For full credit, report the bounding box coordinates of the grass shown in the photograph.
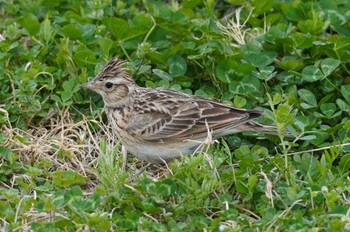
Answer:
[1,0,350,231]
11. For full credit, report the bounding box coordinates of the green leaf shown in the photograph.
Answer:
[215,60,253,83]
[275,57,304,71]
[236,180,248,194]
[320,103,336,118]
[62,78,76,92]
[167,55,187,77]
[40,18,55,43]
[61,91,73,103]
[98,37,114,55]
[241,44,277,67]
[298,89,317,108]
[341,85,350,104]
[298,19,324,35]
[275,104,294,126]
[73,49,97,67]
[0,146,11,159]
[299,135,317,140]
[281,3,305,22]
[253,0,274,14]
[234,95,246,108]
[52,170,87,187]
[157,179,177,197]
[339,154,350,172]
[301,65,324,82]
[62,24,83,40]
[334,37,350,61]
[229,76,261,96]
[215,60,236,83]
[336,99,350,113]
[247,175,258,192]
[273,93,282,105]
[320,58,341,76]
[152,69,173,81]
[102,17,128,40]
[252,66,276,81]
[19,13,40,35]
[51,94,62,104]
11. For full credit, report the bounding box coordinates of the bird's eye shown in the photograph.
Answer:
[105,82,113,89]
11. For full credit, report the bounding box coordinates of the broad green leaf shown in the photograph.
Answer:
[273,93,282,105]
[320,58,341,76]
[61,91,73,103]
[298,19,324,35]
[298,89,317,108]
[73,49,97,67]
[152,69,173,81]
[241,44,277,67]
[252,66,276,81]
[275,57,304,71]
[62,24,83,40]
[229,76,261,96]
[81,24,96,39]
[158,80,169,88]
[341,85,350,104]
[131,15,154,28]
[19,13,40,35]
[234,95,246,108]
[215,60,237,83]
[334,37,350,56]
[247,175,258,192]
[62,78,79,93]
[265,23,294,43]
[51,94,62,104]
[299,135,317,140]
[292,32,314,49]
[0,146,11,159]
[253,0,274,14]
[170,83,181,91]
[102,17,128,40]
[147,51,166,64]
[339,154,350,172]
[320,103,336,118]
[336,99,350,113]
[98,37,114,55]
[236,180,249,194]
[277,71,302,84]
[281,3,305,22]
[182,0,201,8]
[52,170,87,187]
[328,11,350,36]
[157,179,177,197]
[167,55,187,77]
[29,99,41,112]
[215,60,253,83]
[301,65,323,82]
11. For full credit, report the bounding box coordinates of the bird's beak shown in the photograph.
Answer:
[80,81,94,89]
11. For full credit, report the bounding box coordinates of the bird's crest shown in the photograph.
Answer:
[95,57,133,82]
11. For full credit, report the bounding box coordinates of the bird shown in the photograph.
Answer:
[81,57,277,163]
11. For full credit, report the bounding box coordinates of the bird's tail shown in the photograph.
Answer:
[244,121,294,137]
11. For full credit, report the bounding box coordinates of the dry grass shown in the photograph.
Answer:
[1,107,119,188]
[1,105,175,192]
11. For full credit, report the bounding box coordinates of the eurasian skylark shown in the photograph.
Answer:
[81,57,276,163]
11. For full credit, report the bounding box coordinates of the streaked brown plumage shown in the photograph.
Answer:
[81,57,276,163]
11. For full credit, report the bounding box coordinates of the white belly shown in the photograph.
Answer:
[124,140,202,163]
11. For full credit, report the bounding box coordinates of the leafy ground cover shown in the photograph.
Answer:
[1,0,350,231]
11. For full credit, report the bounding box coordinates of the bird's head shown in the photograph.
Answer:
[81,57,135,107]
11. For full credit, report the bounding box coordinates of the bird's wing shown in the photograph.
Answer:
[126,89,263,143]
